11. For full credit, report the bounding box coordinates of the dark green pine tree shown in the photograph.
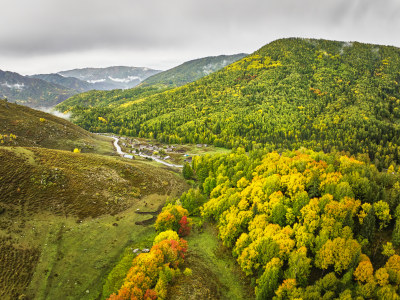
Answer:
[361,208,376,242]
[182,162,193,179]
[392,219,400,247]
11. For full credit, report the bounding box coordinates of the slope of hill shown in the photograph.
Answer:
[30,73,94,93]
[140,53,247,88]
[0,146,187,299]
[61,38,400,169]
[0,70,75,107]
[0,99,113,154]
[0,101,189,299]
[58,66,162,90]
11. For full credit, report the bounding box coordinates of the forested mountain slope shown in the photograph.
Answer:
[58,38,400,169]
[57,85,166,111]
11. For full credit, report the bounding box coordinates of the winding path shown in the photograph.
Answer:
[111,137,183,168]
[112,137,124,155]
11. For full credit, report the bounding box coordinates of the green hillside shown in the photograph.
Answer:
[59,38,400,169]
[0,97,193,299]
[0,99,112,154]
[140,53,247,88]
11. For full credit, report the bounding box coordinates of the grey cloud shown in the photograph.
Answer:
[0,0,400,73]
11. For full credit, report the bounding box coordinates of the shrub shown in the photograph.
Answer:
[178,216,191,237]
[155,204,191,235]
[153,230,179,245]
[183,268,193,276]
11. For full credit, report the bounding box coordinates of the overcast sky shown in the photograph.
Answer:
[1,0,399,75]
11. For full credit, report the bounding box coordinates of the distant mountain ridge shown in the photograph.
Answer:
[30,73,93,93]
[58,66,161,90]
[2,56,245,109]
[0,66,162,108]
[0,70,75,108]
[140,53,247,87]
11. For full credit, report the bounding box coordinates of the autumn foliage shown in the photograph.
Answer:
[178,216,191,237]
[155,204,191,236]
[191,148,400,298]
[108,234,188,300]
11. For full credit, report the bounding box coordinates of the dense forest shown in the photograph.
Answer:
[178,148,400,299]
[57,38,400,169]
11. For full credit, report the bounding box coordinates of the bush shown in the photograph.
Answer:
[178,216,191,237]
[183,268,193,276]
[153,230,179,245]
[180,188,207,215]
[155,204,191,236]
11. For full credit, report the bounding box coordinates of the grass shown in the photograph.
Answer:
[26,205,157,300]
[182,144,230,156]
[168,221,253,300]
[0,146,188,299]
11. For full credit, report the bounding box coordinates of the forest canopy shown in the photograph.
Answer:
[181,148,400,299]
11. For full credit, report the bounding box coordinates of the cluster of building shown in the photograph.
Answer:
[119,137,192,162]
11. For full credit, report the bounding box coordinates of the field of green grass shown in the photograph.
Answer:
[25,203,158,300]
